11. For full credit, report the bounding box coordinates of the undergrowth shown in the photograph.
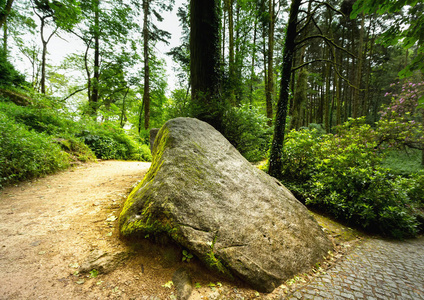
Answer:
[278,120,423,239]
[0,88,151,188]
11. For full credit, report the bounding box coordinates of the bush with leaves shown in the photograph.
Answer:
[78,123,151,161]
[1,100,151,162]
[221,104,273,162]
[280,119,419,238]
[377,80,423,150]
[0,112,70,187]
[0,51,26,87]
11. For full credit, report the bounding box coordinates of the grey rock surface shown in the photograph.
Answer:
[119,117,331,292]
[79,249,128,274]
[172,268,193,300]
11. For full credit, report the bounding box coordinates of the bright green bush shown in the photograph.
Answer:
[78,123,151,161]
[1,100,150,162]
[0,112,70,187]
[0,101,76,135]
[221,104,273,162]
[280,120,420,238]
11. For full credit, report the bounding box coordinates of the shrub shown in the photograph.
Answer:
[221,104,273,162]
[0,52,26,87]
[1,100,150,162]
[0,112,70,187]
[78,123,151,161]
[280,120,420,238]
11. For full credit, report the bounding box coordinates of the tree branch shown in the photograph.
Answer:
[62,86,86,101]
[292,59,339,72]
[296,34,356,57]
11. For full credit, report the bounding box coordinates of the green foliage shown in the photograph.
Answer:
[0,51,26,87]
[352,0,424,77]
[0,112,70,187]
[221,104,273,162]
[377,80,423,150]
[381,148,422,175]
[0,87,151,187]
[78,124,150,161]
[182,249,193,262]
[89,269,98,278]
[280,120,420,238]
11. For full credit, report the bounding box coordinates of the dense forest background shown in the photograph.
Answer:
[0,0,423,238]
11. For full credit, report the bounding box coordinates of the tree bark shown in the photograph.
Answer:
[268,0,301,178]
[190,0,221,129]
[143,0,150,129]
[228,0,235,103]
[265,0,275,126]
[0,0,14,30]
[352,13,364,118]
[91,0,100,117]
[249,22,257,108]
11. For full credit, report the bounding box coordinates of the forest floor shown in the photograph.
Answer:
[0,160,363,300]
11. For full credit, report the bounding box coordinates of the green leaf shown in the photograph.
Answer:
[89,269,99,278]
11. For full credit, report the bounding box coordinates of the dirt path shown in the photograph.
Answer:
[0,161,153,299]
[0,160,362,300]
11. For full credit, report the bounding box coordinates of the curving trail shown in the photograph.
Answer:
[0,161,154,299]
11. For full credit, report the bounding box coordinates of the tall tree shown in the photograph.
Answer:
[265,0,276,126]
[31,0,80,94]
[142,0,150,129]
[72,0,138,118]
[352,0,424,164]
[190,0,222,129]
[352,0,424,79]
[140,0,173,130]
[268,0,301,178]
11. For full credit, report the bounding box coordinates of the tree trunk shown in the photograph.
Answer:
[265,0,275,126]
[120,87,129,128]
[40,17,47,94]
[249,22,257,108]
[228,0,235,98]
[3,18,7,56]
[268,0,301,178]
[324,58,330,131]
[143,0,150,130]
[352,14,364,118]
[190,0,221,129]
[0,0,14,29]
[84,40,92,104]
[91,0,100,118]
[290,68,308,130]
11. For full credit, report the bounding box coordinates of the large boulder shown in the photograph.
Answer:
[119,117,332,292]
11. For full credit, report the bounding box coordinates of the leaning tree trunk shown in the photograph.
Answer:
[268,0,301,178]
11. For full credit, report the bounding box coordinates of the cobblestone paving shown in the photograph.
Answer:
[287,237,424,299]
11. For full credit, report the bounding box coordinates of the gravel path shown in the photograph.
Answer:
[286,237,424,300]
